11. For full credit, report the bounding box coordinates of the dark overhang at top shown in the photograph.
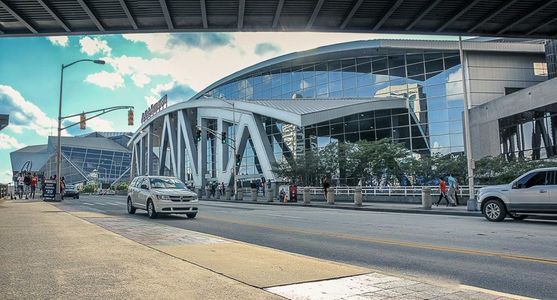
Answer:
[1,0,557,38]
[0,114,8,131]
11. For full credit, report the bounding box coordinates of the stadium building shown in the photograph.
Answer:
[10,132,132,185]
[128,39,547,189]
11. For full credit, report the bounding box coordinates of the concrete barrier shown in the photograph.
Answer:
[354,187,362,206]
[237,189,244,201]
[266,189,273,202]
[303,187,311,204]
[251,188,258,202]
[225,189,231,200]
[422,187,432,209]
[327,189,335,204]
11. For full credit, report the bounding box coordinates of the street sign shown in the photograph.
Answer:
[43,180,56,200]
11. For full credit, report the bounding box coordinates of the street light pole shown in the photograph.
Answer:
[55,59,105,201]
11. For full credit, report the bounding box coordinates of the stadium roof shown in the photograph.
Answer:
[1,0,557,38]
[0,114,8,131]
[47,136,130,153]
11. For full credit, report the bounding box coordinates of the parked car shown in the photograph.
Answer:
[477,167,557,222]
[127,176,198,219]
[64,184,79,199]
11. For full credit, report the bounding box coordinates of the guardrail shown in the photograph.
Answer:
[301,186,483,197]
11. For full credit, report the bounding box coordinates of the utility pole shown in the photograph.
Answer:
[459,36,476,210]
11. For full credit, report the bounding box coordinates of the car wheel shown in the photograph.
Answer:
[147,200,158,219]
[509,213,528,220]
[127,198,136,214]
[483,199,507,222]
[186,212,197,219]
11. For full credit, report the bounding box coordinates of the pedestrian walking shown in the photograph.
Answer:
[454,178,460,205]
[16,173,24,199]
[435,177,450,206]
[30,173,38,199]
[261,177,266,196]
[24,172,31,199]
[60,176,66,200]
[322,176,330,199]
[447,174,457,206]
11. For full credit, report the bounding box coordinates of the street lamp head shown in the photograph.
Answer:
[93,59,106,65]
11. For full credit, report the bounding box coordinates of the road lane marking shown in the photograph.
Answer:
[201,215,557,266]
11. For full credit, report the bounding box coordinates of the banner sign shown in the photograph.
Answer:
[141,94,168,123]
[43,179,56,200]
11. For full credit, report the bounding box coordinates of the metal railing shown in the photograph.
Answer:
[301,186,484,197]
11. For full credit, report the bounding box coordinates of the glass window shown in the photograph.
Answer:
[424,52,442,61]
[444,55,460,69]
[372,57,388,73]
[388,55,405,68]
[425,59,444,73]
[328,61,341,71]
[406,53,424,65]
[375,116,391,129]
[356,60,371,73]
[407,63,425,77]
[516,171,547,188]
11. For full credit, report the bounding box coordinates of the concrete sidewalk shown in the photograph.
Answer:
[201,197,482,217]
[0,200,527,299]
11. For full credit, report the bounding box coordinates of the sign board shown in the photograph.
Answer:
[43,179,56,200]
[141,94,168,123]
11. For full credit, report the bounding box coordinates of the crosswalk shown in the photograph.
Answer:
[81,201,124,206]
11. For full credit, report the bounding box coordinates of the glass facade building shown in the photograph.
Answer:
[201,48,465,156]
[11,132,132,186]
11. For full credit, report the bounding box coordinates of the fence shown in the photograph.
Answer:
[303,185,482,198]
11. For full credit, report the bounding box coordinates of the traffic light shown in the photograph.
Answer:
[235,153,241,167]
[221,131,227,144]
[127,109,134,126]
[79,113,86,130]
[195,128,202,143]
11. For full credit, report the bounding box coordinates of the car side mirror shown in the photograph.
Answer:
[141,184,148,190]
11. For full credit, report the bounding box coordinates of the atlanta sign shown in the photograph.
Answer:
[141,95,168,123]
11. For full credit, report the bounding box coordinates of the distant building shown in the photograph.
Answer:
[10,132,132,185]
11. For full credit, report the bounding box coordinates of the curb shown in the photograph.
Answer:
[200,198,482,217]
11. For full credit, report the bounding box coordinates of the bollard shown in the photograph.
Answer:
[303,187,311,204]
[196,188,203,200]
[266,188,274,202]
[327,188,335,204]
[354,187,362,206]
[237,188,244,201]
[251,188,258,202]
[422,187,432,209]
[225,189,231,200]
[216,191,221,200]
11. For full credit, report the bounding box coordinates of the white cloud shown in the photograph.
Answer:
[47,36,69,47]
[84,71,124,90]
[79,36,112,56]
[0,85,61,137]
[0,133,25,150]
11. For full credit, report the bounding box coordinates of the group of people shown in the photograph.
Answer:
[15,172,38,199]
[206,181,226,198]
[436,174,460,206]
[14,173,66,200]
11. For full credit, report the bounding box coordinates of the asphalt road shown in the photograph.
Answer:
[55,195,557,299]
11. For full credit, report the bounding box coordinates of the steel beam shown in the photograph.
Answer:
[200,0,208,29]
[467,0,519,33]
[436,0,481,32]
[77,0,105,31]
[498,0,557,34]
[36,0,70,32]
[118,0,138,30]
[306,0,325,29]
[159,0,174,30]
[405,0,442,30]
[0,0,38,34]
[527,16,557,35]
[272,0,284,28]
[340,0,363,29]
[373,0,404,31]
[238,0,245,29]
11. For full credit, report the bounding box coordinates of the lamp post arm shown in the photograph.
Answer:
[60,106,134,131]
[63,59,98,69]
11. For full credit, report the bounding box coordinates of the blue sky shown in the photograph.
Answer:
[0,32,457,183]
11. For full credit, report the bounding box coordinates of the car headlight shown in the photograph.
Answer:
[190,199,199,203]
[157,194,171,200]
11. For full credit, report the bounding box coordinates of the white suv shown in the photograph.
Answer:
[127,176,198,219]
[477,167,557,222]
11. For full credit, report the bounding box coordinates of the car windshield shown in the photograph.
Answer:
[149,178,187,189]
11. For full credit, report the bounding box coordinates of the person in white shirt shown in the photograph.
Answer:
[16,173,24,199]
